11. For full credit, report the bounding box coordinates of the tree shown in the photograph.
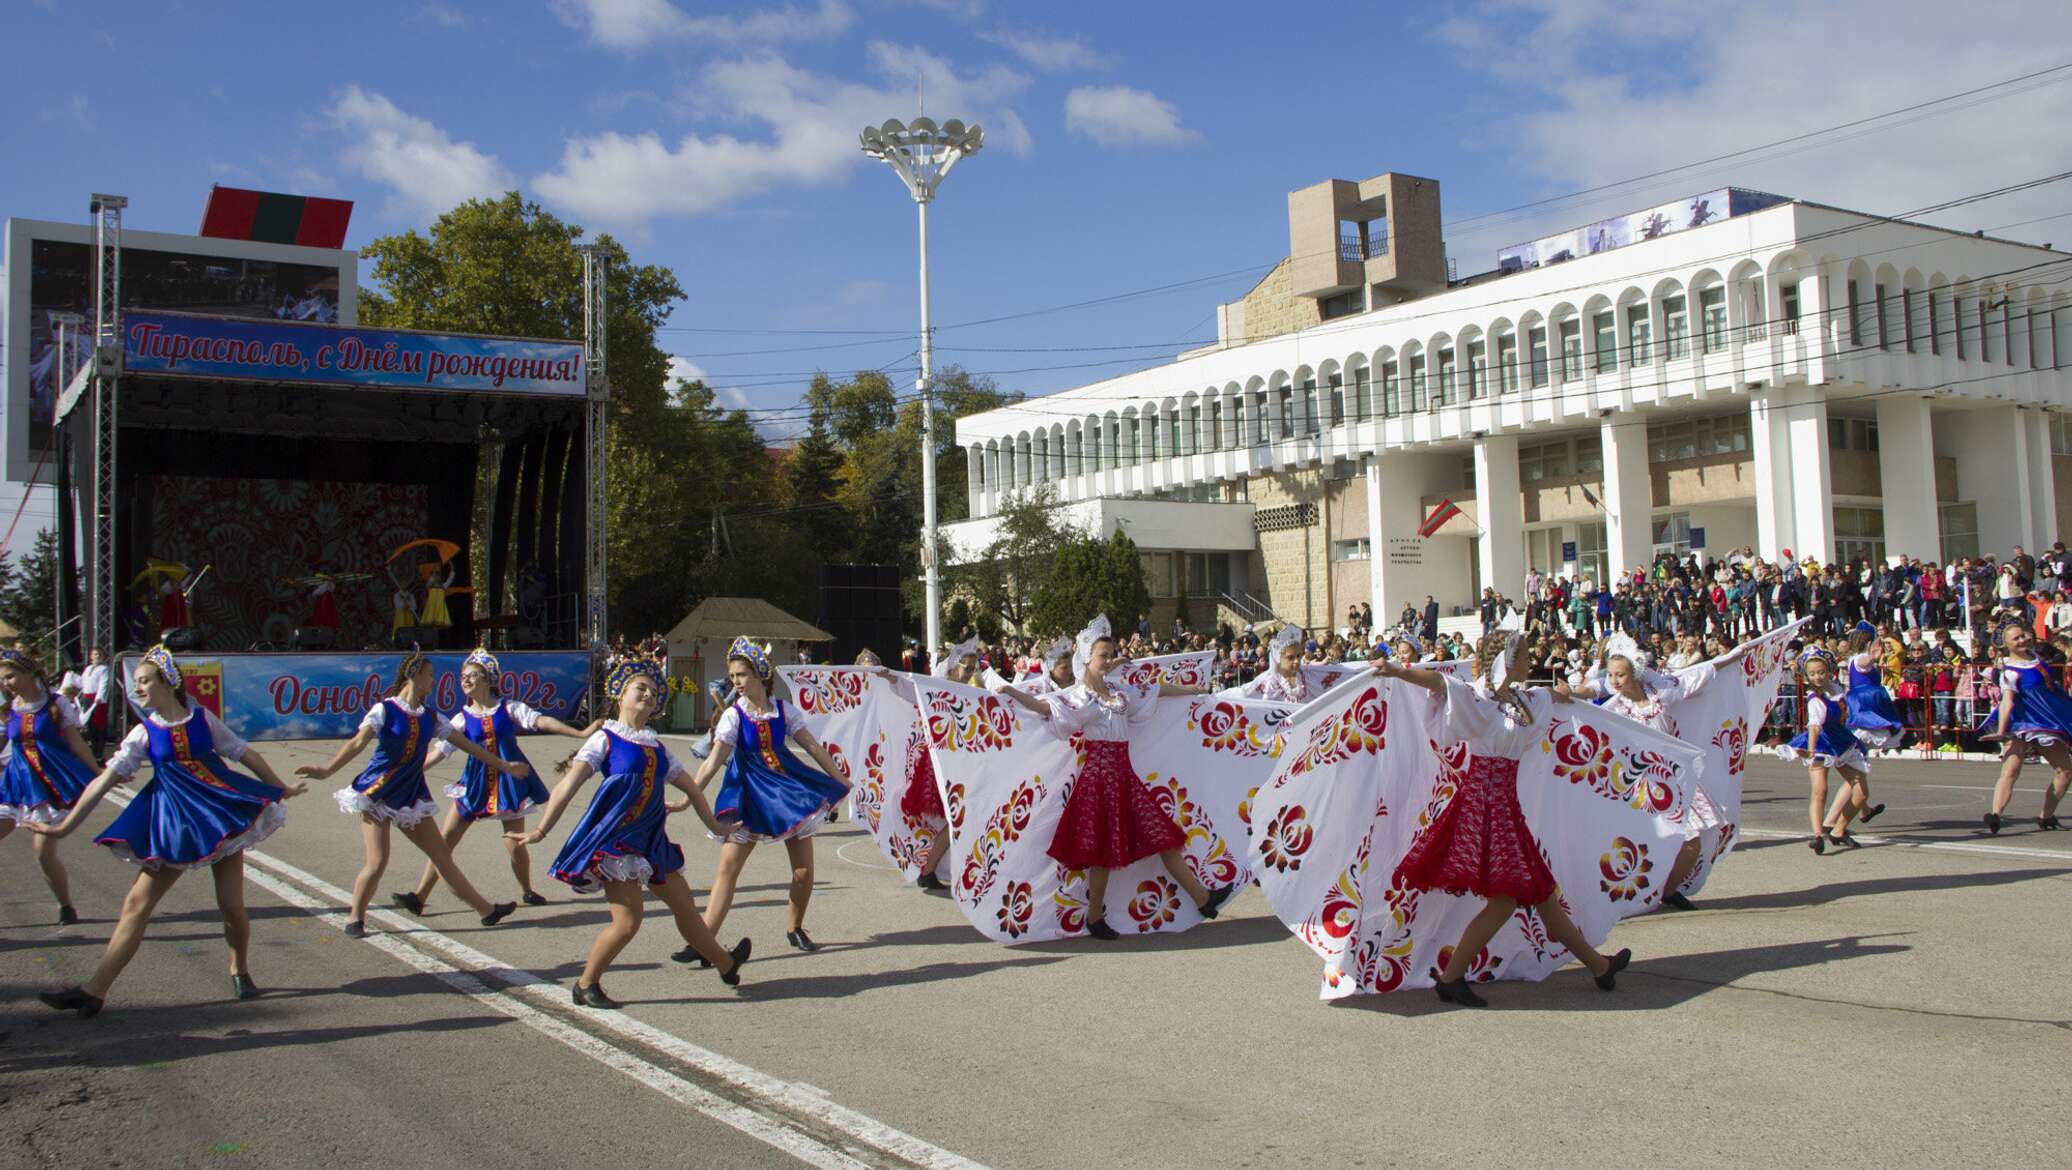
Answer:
[1028,530,1152,638]
[0,530,58,648]
[357,193,686,629]
[953,485,1079,635]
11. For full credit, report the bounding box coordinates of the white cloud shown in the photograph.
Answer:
[533,44,1030,230]
[1430,0,2072,255]
[328,85,515,220]
[1063,85,1197,147]
[553,0,853,51]
[977,29,1106,72]
[415,3,471,27]
[92,30,115,51]
[668,355,708,386]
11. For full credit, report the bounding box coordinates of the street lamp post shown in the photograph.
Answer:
[860,117,983,665]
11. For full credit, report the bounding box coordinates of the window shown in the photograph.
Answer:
[1276,387,1293,439]
[1437,349,1456,405]
[1168,410,1181,455]
[1742,279,1766,342]
[1139,552,1176,598]
[1328,374,1345,427]
[1592,310,1618,373]
[1978,298,1995,363]
[1467,340,1486,399]
[2005,301,2018,367]
[1529,326,1550,387]
[1252,390,1268,444]
[1409,355,1427,411]
[1955,296,1968,360]
[1320,289,1363,320]
[1663,295,1689,358]
[1928,292,1941,355]
[1874,283,1890,351]
[1518,440,1573,483]
[1526,528,1566,574]
[1302,380,1320,434]
[1330,538,1371,562]
[1846,280,1863,347]
[1206,401,1222,452]
[2050,413,2072,455]
[1576,520,1608,585]
[1651,511,1692,557]
[1627,306,1652,364]
[1699,286,1728,353]
[2030,309,2044,369]
[1781,282,1801,335]
[1902,289,1917,352]
[1382,361,1400,417]
[1575,436,1603,474]
[1646,413,1749,462]
[1939,502,1979,563]
[1558,319,1582,380]
[1497,334,1519,393]
[1183,552,1232,595]
[1826,417,1878,452]
[1834,506,1886,566]
[1351,368,1370,421]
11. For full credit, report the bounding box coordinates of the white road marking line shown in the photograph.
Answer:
[835,839,900,872]
[232,861,872,1170]
[240,847,991,1170]
[1739,826,2072,862]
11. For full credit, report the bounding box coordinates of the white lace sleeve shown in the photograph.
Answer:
[1805,696,1829,736]
[426,712,466,763]
[573,731,611,773]
[201,709,251,762]
[358,703,389,735]
[711,705,744,748]
[107,723,151,778]
[503,700,544,731]
[52,695,83,731]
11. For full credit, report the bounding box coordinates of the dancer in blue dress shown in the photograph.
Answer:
[30,646,306,1016]
[0,647,98,924]
[692,637,850,953]
[1843,624,1908,749]
[1776,647,1878,853]
[390,647,599,916]
[1978,622,2072,834]
[294,647,525,937]
[513,652,749,1008]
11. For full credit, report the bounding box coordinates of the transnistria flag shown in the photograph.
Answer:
[1418,498,1462,538]
[199,186,353,248]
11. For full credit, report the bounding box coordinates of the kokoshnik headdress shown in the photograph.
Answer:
[398,642,429,681]
[143,643,183,689]
[726,635,774,686]
[463,646,501,678]
[1602,631,1649,670]
[1267,623,1303,664]
[934,634,981,680]
[1797,645,1838,670]
[604,651,667,700]
[1038,636,1073,675]
[1071,613,1112,680]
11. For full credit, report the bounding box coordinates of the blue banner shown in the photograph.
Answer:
[118,651,593,742]
[122,310,585,397]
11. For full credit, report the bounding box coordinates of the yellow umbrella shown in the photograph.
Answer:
[130,559,190,589]
[387,538,461,565]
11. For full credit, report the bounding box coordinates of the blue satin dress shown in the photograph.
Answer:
[446,704,553,821]
[1844,656,1907,747]
[336,699,442,825]
[1984,661,2072,747]
[713,700,847,841]
[550,728,682,893]
[96,709,286,869]
[1783,688,1866,767]
[0,696,96,824]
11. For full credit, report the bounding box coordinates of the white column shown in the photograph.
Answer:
[1876,395,1939,560]
[966,446,984,517]
[1366,463,1387,620]
[1750,392,1794,560]
[2025,406,2055,552]
[1782,386,1834,563]
[1942,404,2033,557]
[1600,417,1652,580]
[1474,435,1524,599]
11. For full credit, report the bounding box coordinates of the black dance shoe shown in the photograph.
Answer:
[56,904,78,926]
[1086,918,1120,941]
[1434,978,1487,1007]
[1858,802,1887,825]
[785,928,818,952]
[1199,884,1236,920]
[720,938,753,987]
[1827,832,1862,850]
[916,872,946,892]
[1661,891,1697,912]
[572,982,622,1009]
[1983,812,2003,835]
[1809,835,1826,856]
[39,987,102,1018]
[1594,948,1633,992]
[231,974,260,1000]
[389,891,426,917]
[670,945,713,968]
[521,891,549,907]
[480,902,518,927]
[2037,814,2062,831]
[342,920,368,938]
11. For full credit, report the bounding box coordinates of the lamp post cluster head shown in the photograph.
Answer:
[858,117,983,203]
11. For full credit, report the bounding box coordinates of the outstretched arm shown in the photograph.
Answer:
[25,762,129,839]
[445,728,530,778]
[509,760,594,845]
[788,726,849,789]
[296,726,378,780]
[1370,659,1447,695]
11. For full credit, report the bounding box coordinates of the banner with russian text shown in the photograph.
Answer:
[117,650,591,741]
[123,310,586,396]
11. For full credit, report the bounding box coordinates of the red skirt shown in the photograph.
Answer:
[899,740,945,822]
[1394,754,1555,904]
[1047,739,1183,870]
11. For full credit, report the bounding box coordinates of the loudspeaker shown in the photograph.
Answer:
[161,626,204,651]
[819,563,902,665]
[295,626,338,650]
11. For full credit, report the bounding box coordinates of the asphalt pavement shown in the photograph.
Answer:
[3,739,2067,1169]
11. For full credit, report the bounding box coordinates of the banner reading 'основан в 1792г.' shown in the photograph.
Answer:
[122,310,585,396]
[117,651,592,741]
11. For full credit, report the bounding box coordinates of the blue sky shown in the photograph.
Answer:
[4,0,2071,550]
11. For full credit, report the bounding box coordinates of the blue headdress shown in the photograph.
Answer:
[1797,645,1837,669]
[0,647,38,678]
[726,636,774,686]
[463,646,501,678]
[1851,620,1876,636]
[143,643,183,689]
[604,652,666,700]
[398,642,429,681]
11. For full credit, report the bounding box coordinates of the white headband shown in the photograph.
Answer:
[1071,613,1112,679]
[934,634,980,680]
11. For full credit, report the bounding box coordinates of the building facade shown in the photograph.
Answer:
[945,174,2072,633]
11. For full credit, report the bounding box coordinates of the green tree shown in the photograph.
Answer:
[952,485,1079,635]
[1028,530,1152,638]
[357,193,686,628]
[0,530,58,649]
